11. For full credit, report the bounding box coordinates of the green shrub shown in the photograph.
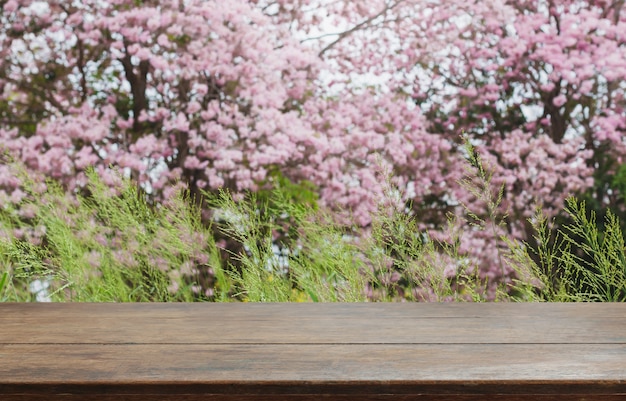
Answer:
[1,148,625,302]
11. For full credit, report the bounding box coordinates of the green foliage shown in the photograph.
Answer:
[1,168,224,301]
[257,169,319,211]
[578,158,626,240]
[0,271,8,301]
[1,153,625,303]
[555,198,626,301]
[364,203,482,302]
[611,163,626,197]
[207,185,368,302]
[504,199,626,302]
[459,136,508,277]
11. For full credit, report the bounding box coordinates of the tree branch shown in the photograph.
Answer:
[317,0,405,57]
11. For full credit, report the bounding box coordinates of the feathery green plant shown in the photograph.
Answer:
[1,146,625,302]
[508,198,626,301]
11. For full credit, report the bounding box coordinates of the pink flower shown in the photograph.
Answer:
[10,189,25,203]
[186,101,202,114]
[135,47,152,61]
[3,0,18,12]
[183,156,208,170]
[552,94,567,107]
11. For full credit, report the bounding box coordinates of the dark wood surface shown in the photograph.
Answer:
[1,303,625,400]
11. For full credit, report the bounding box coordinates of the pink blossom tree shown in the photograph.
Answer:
[0,0,321,201]
[262,0,626,285]
[3,0,626,297]
[0,0,455,226]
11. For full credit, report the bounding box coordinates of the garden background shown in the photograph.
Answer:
[1,0,625,302]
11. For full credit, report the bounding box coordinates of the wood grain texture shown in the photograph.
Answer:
[2,396,626,401]
[2,303,625,344]
[1,303,625,400]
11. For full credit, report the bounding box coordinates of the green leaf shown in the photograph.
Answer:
[0,271,8,295]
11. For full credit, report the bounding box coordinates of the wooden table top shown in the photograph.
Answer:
[1,303,625,400]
